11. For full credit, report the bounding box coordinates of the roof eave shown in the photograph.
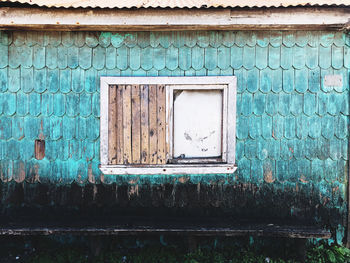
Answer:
[0,6,349,31]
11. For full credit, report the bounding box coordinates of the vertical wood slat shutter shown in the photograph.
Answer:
[108,84,166,165]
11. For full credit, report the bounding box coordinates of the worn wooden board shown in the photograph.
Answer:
[116,85,124,164]
[0,224,331,239]
[140,85,149,164]
[157,85,166,164]
[108,85,118,164]
[131,85,141,163]
[122,85,132,164]
[0,8,348,31]
[149,85,158,164]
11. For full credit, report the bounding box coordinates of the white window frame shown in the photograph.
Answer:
[99,76,237,175]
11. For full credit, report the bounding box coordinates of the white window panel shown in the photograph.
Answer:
[173,89,223,158]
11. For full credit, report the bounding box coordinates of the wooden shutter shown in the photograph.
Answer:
[108,84,166,165]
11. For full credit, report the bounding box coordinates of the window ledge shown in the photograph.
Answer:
[99,164,237,175]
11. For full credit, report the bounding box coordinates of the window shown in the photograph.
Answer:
[99,76,237,175]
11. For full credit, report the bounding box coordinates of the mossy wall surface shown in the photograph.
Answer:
[0,31,348,242]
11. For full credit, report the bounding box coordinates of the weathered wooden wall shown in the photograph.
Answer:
[0,30,348,243]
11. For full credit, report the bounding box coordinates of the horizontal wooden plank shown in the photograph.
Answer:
[100,164,237,175]
[101,76,236,86]
[0,7,348,31]
[0,224,331,239]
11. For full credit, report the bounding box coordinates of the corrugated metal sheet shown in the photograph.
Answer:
[1,0,350,8]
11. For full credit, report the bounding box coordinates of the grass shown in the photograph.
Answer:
[0,237,349,263]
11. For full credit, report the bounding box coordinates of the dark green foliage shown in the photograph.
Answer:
[0,237,348,263]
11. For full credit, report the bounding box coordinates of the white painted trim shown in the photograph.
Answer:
[227,78,237,164]
[222,86,228,163]
[100,78,109,166]
[0,7,348,30]
[100,165,237,175]
[99,76,237,175]
[100,77,236,86]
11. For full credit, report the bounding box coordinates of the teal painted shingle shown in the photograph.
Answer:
[268,46,280,70]
[0,116,12,139]
[306,46,318,69]
[0,30,348,237]
[62,32,74,47]
[261,115,272,139]
[46,45,58,69]
[270,32,282,47]
[166,46,179,71]
[67,46,79,69]
[47,69,59,93]
[320,33,334,47]
[319,46,332,69]
[79,45,92,70]
[178,46,191,71]
[308,68,320,93]
[332,46,343,69]
[0,67,8,92]
[93,46,106,70]
[85,32,99,48]
[59,68,71,93]
[252,91,265,116]
[295,69,308,93]
[58,45,68,69]
[278,92,291,116]
[255,46,267,70]
[293,46,306,69]
[260,68,272,93]
[281,45,293,69]
[282,32,295,47]
[29,92,41,116]
[296,115,309,139]
[230,45,243,69]
[243,46,255,70]
[290,93,303,116]
[140,46,152,70]
[192,46,204,70]
[66,92,79,117]
[34,68,47,93]
[3,92,16,116]
[271,69,282,93]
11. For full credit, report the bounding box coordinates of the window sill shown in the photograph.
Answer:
[99,164,237,175]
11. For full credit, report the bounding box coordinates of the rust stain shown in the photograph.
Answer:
[332,186,340,193]
[197,182,200,197]
[128,184,139,198]
[100,173,105,183]
[76,174,83,184]
[93,184,98,201]
[299,175,309,183]
[88,163,95,184]
[30,163,40,183]
[272,130,277,139]
[178,176,189,184]
[16,162,25,183]
[263,169,275,183]
[128,177,139,184]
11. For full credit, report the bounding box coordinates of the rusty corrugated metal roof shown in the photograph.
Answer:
[1,0,350,8]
